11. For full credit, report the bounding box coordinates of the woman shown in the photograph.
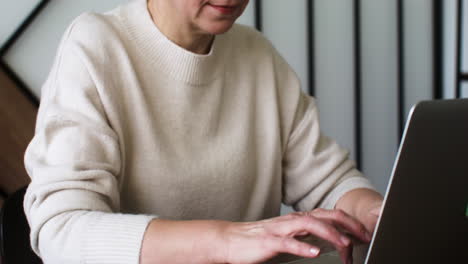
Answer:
[24,0,383,263]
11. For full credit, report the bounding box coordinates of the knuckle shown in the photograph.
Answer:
[358,222,368,233]
[334,209,346,218]
[280,212,301,222]
[298,216,315,226]
[280,237,297,252]
[313,208,326,214]
[288,212,303,219]
[319,222,339,237]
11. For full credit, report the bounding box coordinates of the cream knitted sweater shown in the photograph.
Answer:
[24,0,374,263]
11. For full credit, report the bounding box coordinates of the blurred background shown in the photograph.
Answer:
[0,0,466,213]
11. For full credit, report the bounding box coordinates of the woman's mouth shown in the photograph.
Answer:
[208,4,238,15]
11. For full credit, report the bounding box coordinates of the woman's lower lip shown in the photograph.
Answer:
[209,4,237,15]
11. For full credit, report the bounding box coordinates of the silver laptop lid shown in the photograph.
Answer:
[365,99,468,264]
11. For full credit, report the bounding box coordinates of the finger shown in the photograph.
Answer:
[364,214,380,234]
[337,241,353,264]
[312,209,371,242]
[295,231,309,238]
[369,205,382,217]
[275,216,352,249]
[268,237,321,259]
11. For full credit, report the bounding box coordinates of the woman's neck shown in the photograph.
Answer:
[147,0,214,54]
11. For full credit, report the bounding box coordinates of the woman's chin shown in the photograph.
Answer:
[201,21,236,35]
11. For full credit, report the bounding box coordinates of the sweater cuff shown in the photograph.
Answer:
[82,212,156,264]
[318,176,376,210]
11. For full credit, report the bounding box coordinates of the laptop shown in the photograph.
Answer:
[281,98,468,264]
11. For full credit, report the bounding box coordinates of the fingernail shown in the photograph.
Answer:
[310,248,320,256]
[341,236,350,246]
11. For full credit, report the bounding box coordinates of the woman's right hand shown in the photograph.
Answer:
[141,209,371,264]
[217,209,371,264]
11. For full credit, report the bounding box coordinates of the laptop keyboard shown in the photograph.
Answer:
[281,251,340,264]
[275,236,368,264]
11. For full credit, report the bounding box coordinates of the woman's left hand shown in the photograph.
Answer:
[355,200,382,233]
[335,188,384,234]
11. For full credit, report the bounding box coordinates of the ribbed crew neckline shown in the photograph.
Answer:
[120,0,227,85]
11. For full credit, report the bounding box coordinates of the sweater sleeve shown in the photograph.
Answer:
[23,16,155,264]
[282,93,376,211]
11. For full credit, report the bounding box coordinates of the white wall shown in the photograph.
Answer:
[360,0,399,193]
[463,0,468,73]
[461,0,468,97]
[262,0,308,93]
[442,0,468,98]
[403,0,433,120]
[0,0,39,47]
[3,0,127,97]
[236,1,255,28]
[314,0,357,161]
[444,0,458,99]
